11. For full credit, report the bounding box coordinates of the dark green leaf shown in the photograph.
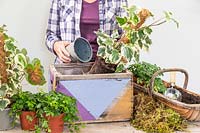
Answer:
[138,40,143,49]
[138,29,145,39]
[145,27,153,34]
[132,13,139,24]
[5,41,16,52]
[131,32,138,44]
[145,36,152,45]
[21,48,27,55]
[116,16,127,26]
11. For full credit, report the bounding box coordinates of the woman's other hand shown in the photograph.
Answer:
[53,41,71,63]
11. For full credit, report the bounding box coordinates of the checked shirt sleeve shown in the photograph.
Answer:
[45,0,61,55]
[116,0,128,35]
[120,0,128,17]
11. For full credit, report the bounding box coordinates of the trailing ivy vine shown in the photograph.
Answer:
[96,5,178,72]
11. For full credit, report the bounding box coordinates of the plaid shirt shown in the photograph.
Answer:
[46,0,128,56]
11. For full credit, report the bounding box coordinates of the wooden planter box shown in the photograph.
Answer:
[50,62,133,123]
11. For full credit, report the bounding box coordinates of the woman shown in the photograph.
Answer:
[46,0,128,63]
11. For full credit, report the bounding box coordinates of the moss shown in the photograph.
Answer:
[131,93,187,133]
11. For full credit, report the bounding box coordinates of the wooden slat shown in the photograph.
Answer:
[99,81,133,120]
[57,73,132,80]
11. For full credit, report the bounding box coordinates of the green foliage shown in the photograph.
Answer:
[96,5,178,72]
[128,61,166,93]
[0,25,46,110]
[36,91,81,133]
[10,90,82,133]
[132,93,187,133]
[11,91,37,112]
[10,91,38,125]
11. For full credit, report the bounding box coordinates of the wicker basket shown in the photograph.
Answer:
[133,68,200,121]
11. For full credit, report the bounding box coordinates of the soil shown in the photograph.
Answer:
[87,57,117,74]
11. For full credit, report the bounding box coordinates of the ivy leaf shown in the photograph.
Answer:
[106,45,112,54]
[115,63,125,72]
[145,27,153,35]
[134,52,140,62]
[104,38,114,45]
[31,58,41,66]
[138,29,145,39]
[130,31,138,44]
[164,11,179,28]
[116,16,127,26]
[138,40,143,49]
[0,85,7,97]
[97,46,106,58]
[127,5,138,16]
[132,13,139,24]
[121,45,133,62]
[4,41,16,53]
[21,48,27,56]
[111,29,120,39]
[164,11,173,21]
[97,37,105,46]
[109,49,121,64]
[0,24,6,32]
[0,99,10,110]
[145,36,152,45]
[95,30,110,38]
[14,53,27,69]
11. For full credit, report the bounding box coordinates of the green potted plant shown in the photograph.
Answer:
[128,61,167,94]
[0,25,46,130]
[36,91,81,133]
[10,91,38,131]
[91,5,178,73]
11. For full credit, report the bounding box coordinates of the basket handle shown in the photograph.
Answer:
[148,68,189,96]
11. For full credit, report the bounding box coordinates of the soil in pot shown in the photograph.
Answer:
[88,57,117,74]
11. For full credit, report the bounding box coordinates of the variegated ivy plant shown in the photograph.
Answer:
[96,5,178,72]
[0,25,46,110]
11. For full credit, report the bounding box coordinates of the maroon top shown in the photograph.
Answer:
[80,0,99,61]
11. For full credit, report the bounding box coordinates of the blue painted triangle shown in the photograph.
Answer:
[60,78,130,119]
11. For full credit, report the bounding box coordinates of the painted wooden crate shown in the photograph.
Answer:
[50,62,133,123]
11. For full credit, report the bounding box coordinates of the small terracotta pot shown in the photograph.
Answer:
[45,113,65,133]
[20,111,38,131]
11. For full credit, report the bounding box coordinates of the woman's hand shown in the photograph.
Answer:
[53,41,71,63]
